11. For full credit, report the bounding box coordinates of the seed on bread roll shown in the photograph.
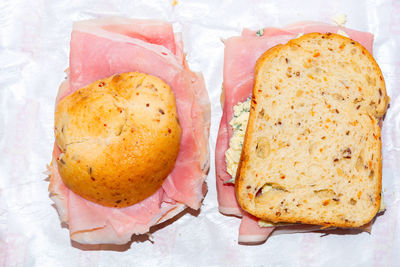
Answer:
[54,72,181,208]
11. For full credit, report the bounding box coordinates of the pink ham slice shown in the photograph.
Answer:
[49,18,210,245]
[215,104,241,216]
[216,22,375,244]
[238,213,275,244]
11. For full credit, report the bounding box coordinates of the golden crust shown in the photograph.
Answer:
[235,33,388,227]
[55,72,181,208]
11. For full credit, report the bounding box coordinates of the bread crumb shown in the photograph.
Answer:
[332,13,347,27]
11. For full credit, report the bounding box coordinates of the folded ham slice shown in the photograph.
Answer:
[216,21,375,244]
[49,18,210,245]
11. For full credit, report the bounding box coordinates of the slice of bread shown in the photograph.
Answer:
[235,33,389,227]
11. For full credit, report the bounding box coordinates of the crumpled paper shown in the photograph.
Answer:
[0,0,399,266]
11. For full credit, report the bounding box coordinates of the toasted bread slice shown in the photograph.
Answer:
[235,33,388,227]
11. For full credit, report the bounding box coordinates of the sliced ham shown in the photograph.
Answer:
[241,27,294,37]
[283,21,374,53]
[215,21,375,244]
[215,105,241,216]
[238,213,274,244]
[49,18,210,245]
[93,17,178,53]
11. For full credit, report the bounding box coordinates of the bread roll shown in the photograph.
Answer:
[55,72,181,208]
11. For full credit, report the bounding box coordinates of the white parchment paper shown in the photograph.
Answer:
[0,0,399,266]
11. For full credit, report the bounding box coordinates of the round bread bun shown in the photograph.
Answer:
[54,72,181,208]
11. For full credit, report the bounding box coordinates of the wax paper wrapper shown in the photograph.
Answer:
[0,0,399,266]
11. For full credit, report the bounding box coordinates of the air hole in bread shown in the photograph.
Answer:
[258,108,265,118]
[356,154,363,171]
[255,183,289,199]
[255,137,270,158]
[332,93,345,101]
[255,187,263,197]
[342,148,352,159]
[349,198,357,205]
[369,170,375,179]
[314,189,336,198]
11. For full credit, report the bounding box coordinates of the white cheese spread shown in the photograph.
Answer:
[332,13,347,27]
[225,98,251,183]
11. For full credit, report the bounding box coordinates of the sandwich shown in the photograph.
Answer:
[49,18,210,245]
[216,21,388,243]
